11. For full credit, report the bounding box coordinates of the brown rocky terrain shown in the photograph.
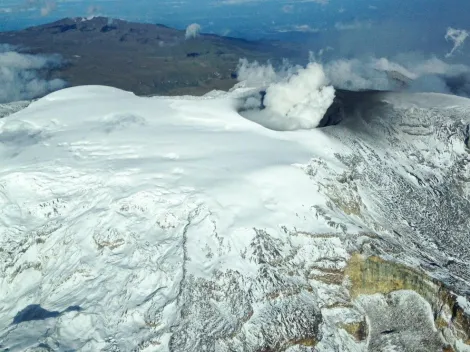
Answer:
[0,17,305,96]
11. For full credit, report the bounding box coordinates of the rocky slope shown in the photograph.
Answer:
[0,101,30,119]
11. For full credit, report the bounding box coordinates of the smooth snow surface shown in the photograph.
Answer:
[0,86,340,351]
[1,86,469,351]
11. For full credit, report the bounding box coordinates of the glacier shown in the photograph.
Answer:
[0,85,469,351]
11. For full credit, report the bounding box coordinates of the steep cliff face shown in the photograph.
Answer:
[310,91,470,351]
[0,87,469,351]
[345,254,470,351]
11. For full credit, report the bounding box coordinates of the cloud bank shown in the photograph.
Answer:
[322,55,470,96]
[0,45,66,104]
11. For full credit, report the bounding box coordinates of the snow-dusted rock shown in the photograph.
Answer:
[0,86,469,351]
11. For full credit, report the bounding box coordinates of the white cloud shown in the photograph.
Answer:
[282,4,294,13]
[0,46,66,103]
[276,24,320,33]
[214,0,259,5]
[334,20,372,31]
[20,0,57,16]
[40,0,55,16]
[445,27,469,57]
[288,0,329,3]
[215,0,328,5]
[185,23,201,39]
[305,0,328,4]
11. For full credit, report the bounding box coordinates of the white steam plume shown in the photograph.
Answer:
[23,0,57,16]
[324,58,394,91]
[236,58,301,87]
[0,46,66,104]
[40,0,56,16]
[185,23,201,40]
[445,27,469,57]
[263,63,335,129]
[87,5,100,19]
[235,54,470,131]
[236,59,335,131]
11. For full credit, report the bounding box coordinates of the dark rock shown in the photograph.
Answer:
[101,25,117,33]
[51,24,77,33]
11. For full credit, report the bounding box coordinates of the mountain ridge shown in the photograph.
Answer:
[0,17,305,97]
[0,85,469,351]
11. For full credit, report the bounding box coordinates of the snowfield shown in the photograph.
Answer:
[0,85,469,351]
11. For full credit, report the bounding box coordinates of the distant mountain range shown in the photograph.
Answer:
[0,17,306,96]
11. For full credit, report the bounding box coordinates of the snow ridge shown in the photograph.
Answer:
[0,86,469,351]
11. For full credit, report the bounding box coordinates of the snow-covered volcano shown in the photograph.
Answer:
[0,85,469,351]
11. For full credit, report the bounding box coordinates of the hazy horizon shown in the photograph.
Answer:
[1,0,470,103]
[1,0,469,56]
